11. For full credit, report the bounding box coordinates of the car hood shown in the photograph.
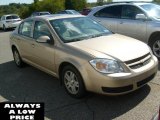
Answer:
[67,34,150,62]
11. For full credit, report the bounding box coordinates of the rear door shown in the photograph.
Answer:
[117,5,147,41]
[92,5,122,32]
[17,20,35,61]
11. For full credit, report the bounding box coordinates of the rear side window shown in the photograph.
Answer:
[6,16,12,20]
[121,5,144,19]
[19,20,33,37]
[94,5,122,18]
[6,15,19,20]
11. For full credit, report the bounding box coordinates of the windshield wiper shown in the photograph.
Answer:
[65,38,83,43]
[65,33,110,43]
[88,33,108,39]
[90,34,103,38]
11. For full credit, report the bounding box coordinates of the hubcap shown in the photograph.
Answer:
[153,40,160,58]
[14,51,20,65]
[64,71,79,94]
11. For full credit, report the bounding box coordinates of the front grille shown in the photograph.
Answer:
[125,53,151,69]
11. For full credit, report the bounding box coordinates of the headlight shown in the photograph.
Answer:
[89,59,124,74]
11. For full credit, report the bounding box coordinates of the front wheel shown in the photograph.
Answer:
[62,65,86,98]
[149,36,160,60]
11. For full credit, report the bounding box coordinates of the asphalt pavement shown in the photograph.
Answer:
[0,30,160,120]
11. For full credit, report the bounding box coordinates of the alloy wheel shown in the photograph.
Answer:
[153,40,160,58]
[64,71,79,94]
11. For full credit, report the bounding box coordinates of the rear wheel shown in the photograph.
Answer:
[62,65,86,98]
[149,35,160,60]
[12,48,24,67]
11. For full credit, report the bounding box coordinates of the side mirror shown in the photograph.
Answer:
[36,36,53,44]
[136,14,147,20]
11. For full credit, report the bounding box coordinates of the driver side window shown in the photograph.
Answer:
[121,5,144,19]
[33,21,52,39]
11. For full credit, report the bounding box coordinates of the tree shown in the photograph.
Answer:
[65,0,87,10]
[34,0,39,4]
[97,0,103,5]
[65,0,74,9]
[97,0,112,5]
[18,5,31,18]
[0,0,87,18]
[154,0,160,3]
[35,0,65,13]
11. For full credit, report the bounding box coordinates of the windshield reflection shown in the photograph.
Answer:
[141,3,160,19]
[50,17,111,43]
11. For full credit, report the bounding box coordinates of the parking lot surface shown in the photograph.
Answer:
[0,30,160,120]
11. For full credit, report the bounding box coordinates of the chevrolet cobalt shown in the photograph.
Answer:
[10,15,158,98]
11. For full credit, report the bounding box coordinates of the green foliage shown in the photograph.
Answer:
[65,0,87,10]
[35,0,65,13]
[0,0,87,18]
[0,3,29,18]
[107,0,112,3]
[154,0,160,4]
[97,0,113,5]
[87,2,97,8]
[18,5,31,19]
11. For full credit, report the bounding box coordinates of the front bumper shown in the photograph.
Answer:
[82,56,158,95]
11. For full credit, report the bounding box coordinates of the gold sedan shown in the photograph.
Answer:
[10,15,158,98]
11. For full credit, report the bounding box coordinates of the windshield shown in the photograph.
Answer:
[140,3,160,19]
[50,17,111,43]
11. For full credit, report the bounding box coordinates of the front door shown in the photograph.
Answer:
[92,5,122,33]
[117,5,147,41]
[32,20,56,73]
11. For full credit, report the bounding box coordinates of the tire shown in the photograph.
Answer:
[62,65,86,98]
[12,48,24,67]
[149,35,160,60]
[3,24,6,31]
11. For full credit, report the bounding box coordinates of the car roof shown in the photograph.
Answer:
[93,2,152,8]
[132,2,153,6]
[3,14,18,17]
[39,11,50,13]
[28,14,85,21]
[33,11,49,13]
